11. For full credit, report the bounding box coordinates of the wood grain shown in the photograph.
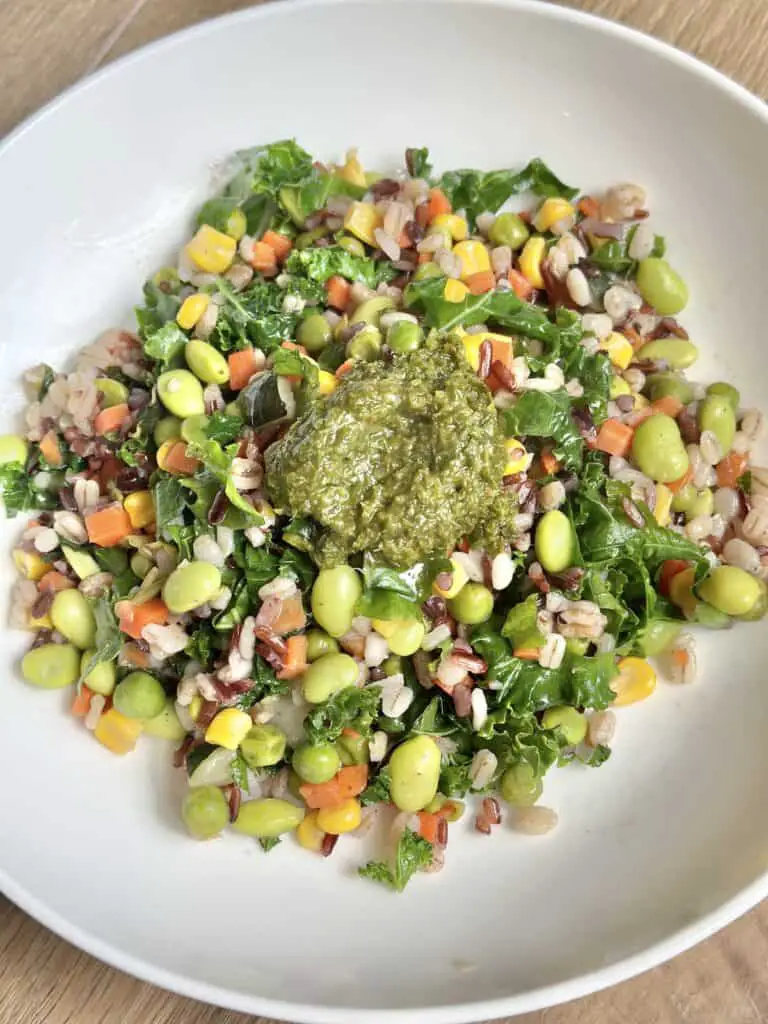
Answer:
[2,1,768,1022]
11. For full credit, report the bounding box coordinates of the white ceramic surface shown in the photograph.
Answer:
[1,1,768,1021]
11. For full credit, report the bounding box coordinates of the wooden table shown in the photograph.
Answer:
[2,1,768,1021]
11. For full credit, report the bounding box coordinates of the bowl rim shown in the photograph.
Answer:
[2,0,768,1019]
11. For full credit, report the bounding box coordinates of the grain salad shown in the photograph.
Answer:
[4,140,766,891]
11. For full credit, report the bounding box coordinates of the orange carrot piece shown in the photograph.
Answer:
[164,441,199,476]
[85,505,133,547]
[299,764,369,809]
[281,340,308,356]
[513,648,541,661]
[417,251,432,264]
[118,597,169,640]
[261,230,292,262]
[249,241,278,275]
[540,450,561,475]
[38,570,75,593]
[39,430,62,467]
[466,270,496,295]
[594,419,635,457]
[425,187,451,224]
[228,348,259,391]
[72,684,93,718]
[716,451,748,488]
[651,395,683,418]
[335,358,355,378]
[276,634,308,680]
[94,403,130,436]
[667,466,693,494]
[507,268,534,300]
[418,811,442,845]
[326,275,351,311]
[659,559,691,597]
[578,196,600,218]
[272,594,307,635]
[489,338,514,370]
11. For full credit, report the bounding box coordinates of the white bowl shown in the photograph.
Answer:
[1,1,768,1020]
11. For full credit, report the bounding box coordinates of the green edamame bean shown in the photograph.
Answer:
[382,655,402,676]
[180,414,209,446]
[338,235,365,258]
[389,735,441,813]
[185,340,230,386]
[541,706,587,745]
[232,798,304,838]
[292,742,342,784]
[311,565,361,637]
[157,369,205,418]
[413,262,442,281]
[634,337,698,370]
[697,565,762,617]
[0,434,27,465]
[737,579,768,622]
[631,414,689,483]
[144,699,186,740]
[295,227,327,249]
[163,560,222,614]
[240,724,287,769]
[685,488,714,521]
[182,785,229,840]
[349,296,394,327]
[130,553,152,579]
[635,258,689,316]
[387,619,426,656]
[337,731,368,765]
[645,372,694,405]
[21,643,80,689]
[152,266,180,291]
[706,381,740,412]
[347,325,382,361]
[50,589,96,649]
[698,394,736,454]
[447,583,493,625]
[565,637,590,656]
[671,483,696,515]
[305,629,339,661]
[500,763,543,807]
[297,313,332,354]
[488,212,530,250]
[95,378,129,407]
[153,416,181,446]
[387,320,423,354]
[302,652,359,704]
[637,620,681,656]
[113,671,166,719]
[80,649,116,696]
[534,510,574,573]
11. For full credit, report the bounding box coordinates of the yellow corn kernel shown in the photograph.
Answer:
[94,708,143,755]
[433,557,469,600]
[318,370,338,396]
[654,483,673,527]
[504,438,532,475]
[432,213,468,241]
[599,332,634,371]
[124,490,155,530]
[336,149,367,188]
[633,393,650,409]
[444,279,469,303]
[316,798,362,835]
[371,618,399,639]
[519,236,546,288]
[453,240,491,280]
[609,375,631,399]
[462,335,482,371]
[343,201,382,246]
[296,810,325,852]
[188,695,202,722]
[611,657,657,707]
[205,707,253,750]
[533,197,575,233]
[13,549,49,581]
[176,293,211,330]
[27,610,53,630]
[669,566,697,619]
[184,225,237,275]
